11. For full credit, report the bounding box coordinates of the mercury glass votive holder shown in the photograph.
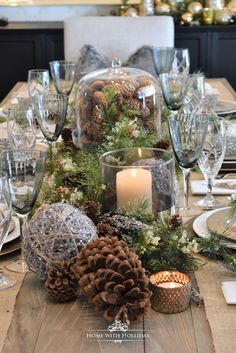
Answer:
[99,147,176,216]
[149,271,192,313]
[202,8,214,25]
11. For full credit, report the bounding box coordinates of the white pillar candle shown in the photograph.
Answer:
[116,168,152,212]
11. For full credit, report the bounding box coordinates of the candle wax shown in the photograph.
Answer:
[116,168,152,212]
[157,282,183,288]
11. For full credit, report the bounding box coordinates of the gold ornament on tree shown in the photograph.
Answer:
[155,2,171,14]
[73,236,151,325]
[181,12,194,23]
[187,1,203,15]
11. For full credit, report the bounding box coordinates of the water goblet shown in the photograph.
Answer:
[168,112,208,215]
[49,60,77,96]
[159,72,189,113]
[7,107,36,160]
[0,172,16,290]
[3,150,46,273]
[33,93,69,159]
[152,47,190,76]
[195,116,226,209]
[171,48,190,75]
[28,69,50,98]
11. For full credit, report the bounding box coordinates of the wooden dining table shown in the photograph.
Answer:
[0,79,236,353]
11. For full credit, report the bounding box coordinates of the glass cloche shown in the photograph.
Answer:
[75,59,161,150]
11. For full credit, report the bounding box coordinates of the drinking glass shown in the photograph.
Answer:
[184,73,205,115]
[33,93,69,159]
[152,47,190,76]
[28,69,50,97]
[0,172,16,290]
[159,72,189,113]
[168,112,208,214]
[7,108,36,160]
[49,61,77,96]
[196,117,226,209]
[3,150,46,273]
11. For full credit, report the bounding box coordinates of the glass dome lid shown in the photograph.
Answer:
[75,58,161,151]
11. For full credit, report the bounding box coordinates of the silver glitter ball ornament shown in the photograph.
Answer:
[25,203,97,279]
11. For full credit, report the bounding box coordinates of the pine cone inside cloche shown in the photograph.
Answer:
[44,258,79,302]
[73,236,151,326]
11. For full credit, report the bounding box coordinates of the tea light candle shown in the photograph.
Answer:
[116,168,152,212]
[157,282,183,289]
[149,271,191,313]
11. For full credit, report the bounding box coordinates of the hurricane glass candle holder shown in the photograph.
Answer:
[149,271,192,313]
[100,147,176,217]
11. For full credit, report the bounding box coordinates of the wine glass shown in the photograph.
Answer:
[32,93,69,159]
[7,107,36,160]
[28,69,50,97]
[168,112,208,214]
[152,47,190,76]
[49,61,77,96]
[159,72,189,113]
[3,150,46,273]
[195,116,226,209]
[0,172,16,290]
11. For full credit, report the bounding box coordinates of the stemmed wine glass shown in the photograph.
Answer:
[28,69,50,98]
[152,47,190,76]
[3,150,46,273]
[168,112,208,215]
[49,61,77,96]
[33,93,68,159]
[159,72,189,113]
[7,107,36,160]
[0,172,16,289]
[195,116,226,209]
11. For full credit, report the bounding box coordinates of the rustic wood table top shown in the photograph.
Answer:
[0,78,236,353]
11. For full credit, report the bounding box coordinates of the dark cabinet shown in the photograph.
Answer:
[175,25,236,90]
[0,23,236,102]
[0,25,64,101]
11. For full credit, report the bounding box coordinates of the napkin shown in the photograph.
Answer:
[205,82,219,97]
[191,179,236,195]
[221,281,236,304]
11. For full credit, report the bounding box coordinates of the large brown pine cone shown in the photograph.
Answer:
[73,236,151,326]
[44,258,79,302]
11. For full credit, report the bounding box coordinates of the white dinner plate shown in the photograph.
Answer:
[4,216,20,244]
[193,207,236,249]
[215,100,236,115]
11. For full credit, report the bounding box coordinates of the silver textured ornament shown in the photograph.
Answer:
[25,203,97,279]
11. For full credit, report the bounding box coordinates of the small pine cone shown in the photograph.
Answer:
[106,82,136,98]
[92,91,106,106]
[89,80,106,92]
[56,186,70,197]
[73,236,151,326]
[153,139,171,150]
[96,222,115,237]
[137,76,151,88]
[44,259,79,302]
[140,105,150,118]
[126,98,141,112]
[61,128,73,146]
[80,201,101,224]
[170,214,182,228]
[90,107,104,140]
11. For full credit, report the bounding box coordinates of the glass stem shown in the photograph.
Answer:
[48,141,53,160]
[182,167,191,211]
[206,177,214,199]
[19,214,28,266]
